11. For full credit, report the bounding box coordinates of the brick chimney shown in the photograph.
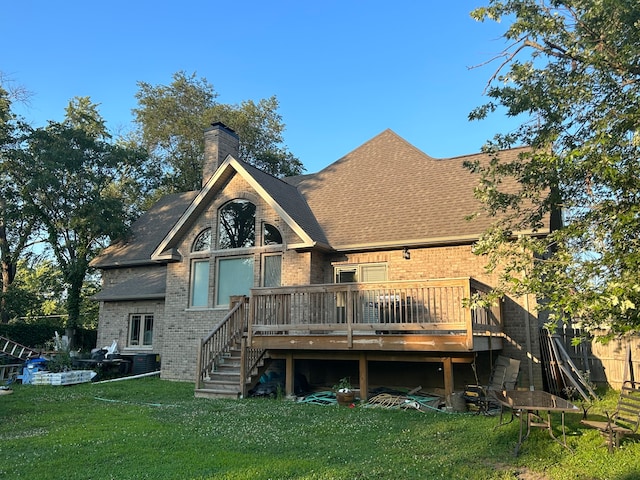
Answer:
[203,122,239,187]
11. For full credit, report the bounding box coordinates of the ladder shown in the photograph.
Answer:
[0,336,39,361]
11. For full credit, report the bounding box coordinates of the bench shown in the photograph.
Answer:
[581,380,640,452]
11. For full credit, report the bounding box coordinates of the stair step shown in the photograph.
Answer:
[195,388,240,399]
[203,378,239,387]
[211,366,240,375]
[217,358,241,367]
[212,372,240,381]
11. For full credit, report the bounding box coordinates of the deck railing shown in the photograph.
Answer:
[248,278,501,346]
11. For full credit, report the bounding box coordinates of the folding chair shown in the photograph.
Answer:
[465,355,521,413]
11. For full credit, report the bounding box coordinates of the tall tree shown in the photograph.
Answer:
[9,98,147,330]
[467,0,640,337]
[0,85,38,323]
[133,71,303,193]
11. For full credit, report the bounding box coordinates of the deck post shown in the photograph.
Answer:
[247,292,254,347]
[239,337,247,398]
[443,357,453,396]
[359,352,368,401]
[195,340,203,389]
[285,352,294,397]
[463,278,473,349]
[346,288,353,348]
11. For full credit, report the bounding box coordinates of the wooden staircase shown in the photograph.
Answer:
[195,297,269,399]
[195,339,269,399]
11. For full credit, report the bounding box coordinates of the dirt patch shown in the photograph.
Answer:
[515,467,552,480]
[492,463,552,480]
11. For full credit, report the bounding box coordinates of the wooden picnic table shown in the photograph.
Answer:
[492,390,580,455]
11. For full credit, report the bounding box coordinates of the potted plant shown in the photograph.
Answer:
[333,377,356,406]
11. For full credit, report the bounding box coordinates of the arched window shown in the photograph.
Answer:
[192,228,211,252]
[218,200,256,249]
[263,223,283,245]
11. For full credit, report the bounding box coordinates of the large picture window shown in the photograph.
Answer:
[216,257,254,306]
[129,314,154,347]
[191,260,210,307]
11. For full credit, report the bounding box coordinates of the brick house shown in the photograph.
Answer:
[92,123,551,398]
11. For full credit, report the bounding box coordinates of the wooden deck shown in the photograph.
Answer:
[196,278,504,398]
[248,278,502,352]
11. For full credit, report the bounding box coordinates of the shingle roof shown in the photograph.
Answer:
[92,268,166,301]
[293,129,530,250]
[239,161,328,247]
[91,191,198,268]
[94,129,540,270]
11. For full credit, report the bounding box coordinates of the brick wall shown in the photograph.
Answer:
[327,245,544,389]
[160,173,314,380]
[96,298,165,356]
[97,172,544,389]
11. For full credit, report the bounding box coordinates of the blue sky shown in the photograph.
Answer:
[3,1,515,173]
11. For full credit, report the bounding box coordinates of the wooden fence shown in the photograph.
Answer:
[549,324,640,390]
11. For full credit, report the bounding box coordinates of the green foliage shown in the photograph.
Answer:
[469,0,640,336]
[43,333,72,372]
[1,378,640,479]
[0,84,38,323]
[4,99,149,329]
[133,71,303,193]
[0,320,96,351]
[64,96,109,140]
[5,258,64,319]
[0,321,60,349]
[332,376,353,392]
[210,96,304,178]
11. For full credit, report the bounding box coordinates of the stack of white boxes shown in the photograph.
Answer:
[32,370,96,385]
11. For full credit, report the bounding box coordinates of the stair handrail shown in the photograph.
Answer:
[196,297,248,389]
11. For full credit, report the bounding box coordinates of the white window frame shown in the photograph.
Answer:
[190,259,210,308]
[334,263,388,283]
[262,253,282,287]
[128,314,154,348]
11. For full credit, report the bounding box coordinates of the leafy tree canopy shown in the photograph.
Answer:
[467,0,640,338]
[8,97,149,329]
[0,83,38,323]
[133,71,303,193]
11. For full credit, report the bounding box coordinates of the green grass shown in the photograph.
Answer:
[1,378,640,479]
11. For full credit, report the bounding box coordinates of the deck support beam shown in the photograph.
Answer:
[359,353,368,401]
[266,350,475,399]
[443,357,453,397]
[285,352,294,397]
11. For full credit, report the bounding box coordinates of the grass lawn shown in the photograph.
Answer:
[1,377,640,479]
